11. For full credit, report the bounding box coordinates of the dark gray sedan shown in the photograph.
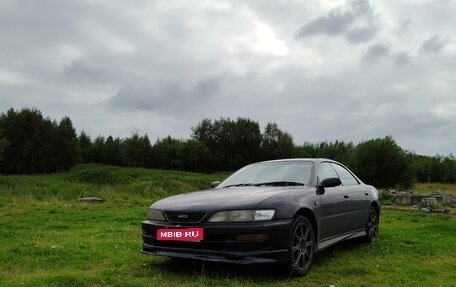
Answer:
[141,158,380,276]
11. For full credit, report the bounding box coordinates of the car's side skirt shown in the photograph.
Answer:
[316,229,366,252]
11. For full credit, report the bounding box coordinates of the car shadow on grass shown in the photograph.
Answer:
[143,237,369,282]
[313,237,368,265]
[151,258,286,283]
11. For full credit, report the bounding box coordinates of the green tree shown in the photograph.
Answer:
[0,108,57,173]
[78,131,93,163]
[409,153,456,183]
[192,117,262,170]
[0,124,8,164]
[424,155,456,183]
[442,155,456,183]
[102,136,123,166]
[122,132,152,167]
[232,118,262,167]
[151,136,184,170]
[410,154,430,182]
[91,136,105,163]
[0,137,9,164]
[178,139,212,172]
[298,140,354,164]
[261,122,296,160]
[54,117,80,170]
[349,136,415,188]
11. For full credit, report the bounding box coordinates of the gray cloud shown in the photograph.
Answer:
[62,60,104,83]
[107,76,221,114]
[362,45,412,67]
[392,51,411,66]
[295,0,378,43]
[108,84,175,112]
[419,35,449,54]
[362,44,390,62]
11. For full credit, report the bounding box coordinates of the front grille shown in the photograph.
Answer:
[165,211,207,223]
[150,235,269,252]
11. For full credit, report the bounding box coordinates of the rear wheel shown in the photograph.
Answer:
[365,206,379,243]
[286,216,315,276]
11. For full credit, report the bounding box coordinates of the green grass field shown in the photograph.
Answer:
[1,164,455,287]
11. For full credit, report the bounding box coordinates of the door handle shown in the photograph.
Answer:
[343,194,350,199]
[364,192,369,196]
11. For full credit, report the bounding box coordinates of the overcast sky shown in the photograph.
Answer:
[1,0,455,156]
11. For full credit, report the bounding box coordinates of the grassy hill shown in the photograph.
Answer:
[1,164,455,287]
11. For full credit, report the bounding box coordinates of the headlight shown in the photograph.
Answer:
[254,210,276,221]
[208,210,275,222]
[147,209,166,221]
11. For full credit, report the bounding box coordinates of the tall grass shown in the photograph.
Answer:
[412,182,456,194]
[1,164,229,201]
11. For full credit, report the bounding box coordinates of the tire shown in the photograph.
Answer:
[365,206,379,243]
[286,216,315,277]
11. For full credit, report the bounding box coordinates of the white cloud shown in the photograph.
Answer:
[0,69,35,85]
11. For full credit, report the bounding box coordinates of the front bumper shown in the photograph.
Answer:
[141,219,293,264]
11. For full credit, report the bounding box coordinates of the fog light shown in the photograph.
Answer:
[235,233,269,241]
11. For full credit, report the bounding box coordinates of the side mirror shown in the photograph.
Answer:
[211,181,221,188]
[316,177,342,195]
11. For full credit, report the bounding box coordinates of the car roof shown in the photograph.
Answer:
[256,158,337,164]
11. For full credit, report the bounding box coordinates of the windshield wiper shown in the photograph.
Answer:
[222,183,255,188]
[254,181,305,187]
[223,181,305,188]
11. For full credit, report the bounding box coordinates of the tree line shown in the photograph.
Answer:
[1,107,455,188]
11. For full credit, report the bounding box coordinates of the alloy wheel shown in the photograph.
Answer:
[366,207,378,242]
[290,217,314,275]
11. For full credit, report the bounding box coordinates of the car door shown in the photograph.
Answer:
[331,163,371,231]
[317,162,353,240]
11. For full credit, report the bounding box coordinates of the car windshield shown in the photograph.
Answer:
[217,161,313,188]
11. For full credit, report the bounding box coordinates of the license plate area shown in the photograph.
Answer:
[157,228,204,242]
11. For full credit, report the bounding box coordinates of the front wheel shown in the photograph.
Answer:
[365,206,379,243]
[286,216,315,276]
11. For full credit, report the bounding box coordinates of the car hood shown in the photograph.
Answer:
[151,186,305,212]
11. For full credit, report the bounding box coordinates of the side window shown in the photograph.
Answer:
[331,164,359,186]
[317,162,339,184]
